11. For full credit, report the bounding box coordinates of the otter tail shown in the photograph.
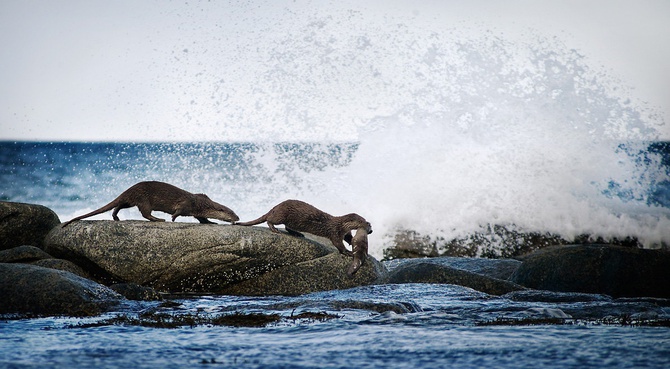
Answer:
[61,200,118,227]
[235,214,268,227]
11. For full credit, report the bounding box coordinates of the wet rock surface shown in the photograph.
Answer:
[386,260,525,296]
[385,256,521,280]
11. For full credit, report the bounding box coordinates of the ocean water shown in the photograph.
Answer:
[3,9,670,368]
[2,284,670,369]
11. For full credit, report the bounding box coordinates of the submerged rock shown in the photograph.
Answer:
[504,290,613,303]
[0,201,61,250]
[0,263,124,316]
[385,256,521,280]
[510,244,670,298]
[44,221,385,295]
[386,260,525,296]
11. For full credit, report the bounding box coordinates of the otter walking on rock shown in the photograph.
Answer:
[62,181,239,227]
[236,199,372,257]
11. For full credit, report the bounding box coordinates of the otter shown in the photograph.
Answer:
[347,227,369,276]
[236,199,372,257]
[62,181,239,227]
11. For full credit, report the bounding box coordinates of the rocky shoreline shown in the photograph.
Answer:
[1,201,669,317]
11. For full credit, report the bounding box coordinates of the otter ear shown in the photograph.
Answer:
[195,193,211,199]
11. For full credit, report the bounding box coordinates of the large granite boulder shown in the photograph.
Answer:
[0,201,61,250]
[510,244,670,298]
[44,221,386,295]
[386,260,525,296]
[0,263,124,316]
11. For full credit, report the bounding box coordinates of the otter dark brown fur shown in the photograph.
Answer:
[62,181,239,227]
[347,227,369,276]
[236,199,372,257]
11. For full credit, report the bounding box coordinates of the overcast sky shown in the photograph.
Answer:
[1,0,669,142]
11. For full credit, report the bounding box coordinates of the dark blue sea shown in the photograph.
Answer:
[2,282,670,369]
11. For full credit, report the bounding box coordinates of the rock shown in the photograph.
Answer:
[220,253,387,296]
[0,263,124,316]
[0,244,91,278]
[44,221,385,294]
[510,244,670,298]
[0,245,91,279]
[386,261,525,296]
[0,201,61,250]
[109,283,163,301]
[0,245,53,263]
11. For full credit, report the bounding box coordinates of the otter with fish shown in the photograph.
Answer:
[346,226,370,276]
[236,199,372,273]
[62,181,239,227]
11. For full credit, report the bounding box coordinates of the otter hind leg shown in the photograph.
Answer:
[137,204,164,222]
[267,222,280,233]
[112,203,132,221]
[285,228,305,237]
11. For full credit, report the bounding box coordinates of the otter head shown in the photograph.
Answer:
[343,214,372,234]
[194,194,240,223]
[364,221,373,234]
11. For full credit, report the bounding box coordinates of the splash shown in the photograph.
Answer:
[236,16,669,257]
